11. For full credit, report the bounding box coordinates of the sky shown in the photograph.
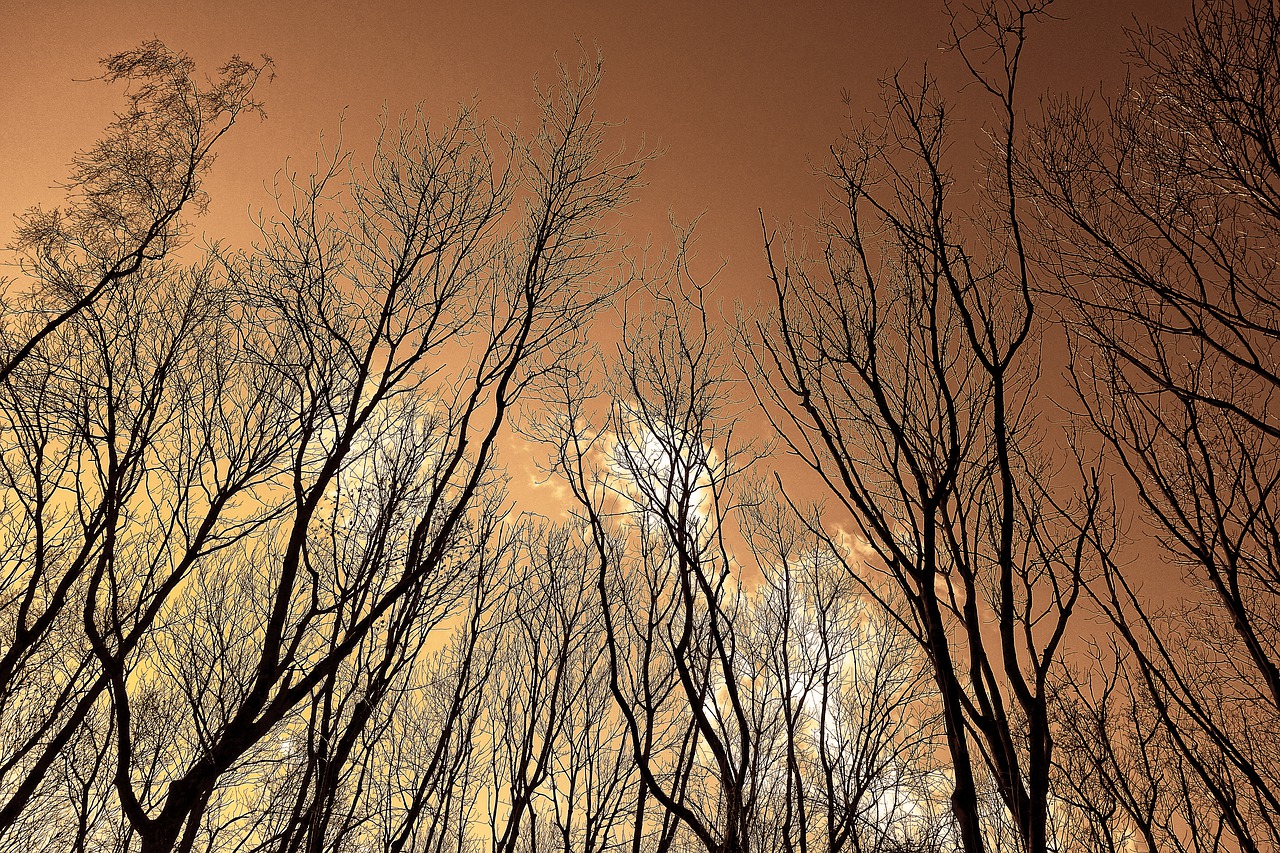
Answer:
[2,0,1180,282]
[0,0,1185,542]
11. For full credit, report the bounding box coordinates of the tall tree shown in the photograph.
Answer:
[0,42,272,846]
[746,3,1105,851]
[1,41,271,383]
[0,48,650,853]
[97,54,647,853]
[1027,0,1280,849]
[535,234,951,853]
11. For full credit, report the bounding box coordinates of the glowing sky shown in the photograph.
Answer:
[1,0,1185,538]
[2,0,1178,303]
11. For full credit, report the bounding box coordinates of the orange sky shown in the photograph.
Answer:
[3,0,1180,283]
[1,0,1184,540]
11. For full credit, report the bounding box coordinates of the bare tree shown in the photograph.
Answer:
[1025,1,1280,849]
[20,6,1280,851]
[0,45,272,843]
[534,632,637,853]
[96,53,647,853]
[0,48,649,852]
[532,228,954,853]
[536,236,767,853]
[745,4,1106,852]
[740,496,953,853]
[479,521,606,853]
[1,41,271,383]
[373,587,498,853]
[0,255,295,851]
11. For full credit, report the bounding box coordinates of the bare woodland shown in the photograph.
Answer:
[0,1,1276,851]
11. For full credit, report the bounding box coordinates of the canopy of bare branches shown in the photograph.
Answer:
[0,3,1276,852]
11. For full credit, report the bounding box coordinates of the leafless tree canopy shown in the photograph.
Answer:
[1023,1,1280,850]
[1,2,1278,852]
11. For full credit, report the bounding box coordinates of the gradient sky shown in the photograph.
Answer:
[2,0,1185,541]
[3,0,1180,288]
